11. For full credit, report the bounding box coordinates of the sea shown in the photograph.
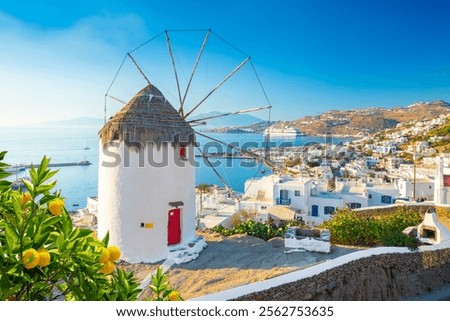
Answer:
[0,126,351,211]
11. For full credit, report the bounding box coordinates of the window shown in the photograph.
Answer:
[324,206,335,215]
[368,194,372,199]
[349,202,362,209]
[261,206,267,210]
[280,190,289,200]
[294,190,301,197]
[381,195,392,204]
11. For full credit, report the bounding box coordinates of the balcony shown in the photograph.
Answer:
[275,197,291,206]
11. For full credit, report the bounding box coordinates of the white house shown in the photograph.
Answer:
[239,173,401,226]
[97,85,203,263]
[434,156,450,205]
[396,178,434,201]
[365,156,379,168]
[365,182,399,206]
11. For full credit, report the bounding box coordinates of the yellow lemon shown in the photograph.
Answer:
[37,249,51,267]
[168,291,181,301]
[20,192,32,205]
[99,261,115,275]
[99,248,110,263]
[107,246,121,261]
[23,249,40,270]
[48,199,64,216]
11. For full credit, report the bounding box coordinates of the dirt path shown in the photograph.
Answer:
[124,231,361,300]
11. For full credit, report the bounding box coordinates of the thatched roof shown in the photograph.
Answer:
[99,85,195,147]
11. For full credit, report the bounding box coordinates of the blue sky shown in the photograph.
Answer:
[1,0,450,125]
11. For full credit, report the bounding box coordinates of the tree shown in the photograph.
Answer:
[0,152,141,301]
[197,183,209,214]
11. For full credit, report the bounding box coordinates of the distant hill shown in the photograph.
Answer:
[188,111,264,130]
[36,112,263,130]
[289,100,450,136]
[39,117,104,128]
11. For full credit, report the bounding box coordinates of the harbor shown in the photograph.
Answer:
[6,160,92,173]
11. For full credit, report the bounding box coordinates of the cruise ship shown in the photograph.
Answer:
[263,125,304,136]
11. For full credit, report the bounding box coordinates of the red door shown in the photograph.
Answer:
[167,208,181,245]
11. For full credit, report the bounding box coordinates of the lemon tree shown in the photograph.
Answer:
[147,267,183,301]
[0,152,141,301]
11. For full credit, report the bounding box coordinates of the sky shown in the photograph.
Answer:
[1,0,450,126]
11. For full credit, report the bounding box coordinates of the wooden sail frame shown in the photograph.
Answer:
[104,29,275,199]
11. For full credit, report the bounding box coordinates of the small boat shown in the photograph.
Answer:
[11,177,30,191]
[73,203,80,207]
[77,160,92,166]
[83,147,90,150]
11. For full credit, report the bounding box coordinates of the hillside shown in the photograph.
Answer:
[290,100,450,136]
[189,111,264,130]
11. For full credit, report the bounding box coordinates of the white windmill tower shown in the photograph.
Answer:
[98,30,274,263]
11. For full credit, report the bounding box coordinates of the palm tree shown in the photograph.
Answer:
[197,183,209,216]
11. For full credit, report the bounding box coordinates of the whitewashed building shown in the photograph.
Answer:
[434,156,450,205]
[97,85,202,263]
[397,178,434,201]
[239,174,400,225]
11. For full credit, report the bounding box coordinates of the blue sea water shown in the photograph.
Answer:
[0,126,345,211]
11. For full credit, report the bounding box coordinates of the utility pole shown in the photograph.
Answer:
[413,153,417,202]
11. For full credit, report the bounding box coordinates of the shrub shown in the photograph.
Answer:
[213,218,304,241]
[380,229,419,248]
[320,208,422,247]
[0,152,141,300]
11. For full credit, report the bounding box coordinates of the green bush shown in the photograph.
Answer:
[213,219,304,241]
[320,208,422,247]
[380,229,419,248]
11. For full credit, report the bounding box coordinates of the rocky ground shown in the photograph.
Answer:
[121,231,361,300]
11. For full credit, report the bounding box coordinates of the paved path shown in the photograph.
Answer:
[162,233,360,299]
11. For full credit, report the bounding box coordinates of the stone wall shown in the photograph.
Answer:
[234,248,450,301]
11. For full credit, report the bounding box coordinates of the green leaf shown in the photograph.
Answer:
[21,179,34,195]
[68,228,80,241]
[39,194,58,205]
[77,228,93,239]
[41,215,61,230]
[56,233,65,250]
[102,231,110,247]
[7,265,23,277]
[41,169,58,185]
[61,210,72,236]
[35,181,57,194]
[5,224,19,252]
[37,156,51,183]
[33,232,51,250]
[29,167,38,186]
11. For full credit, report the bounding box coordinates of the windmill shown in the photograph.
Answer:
[98,30,275,263]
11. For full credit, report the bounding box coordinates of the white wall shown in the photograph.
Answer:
[397,179,434,200]
[435,161,450,205]
[98,141,196,263]
[366,185,398,206]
